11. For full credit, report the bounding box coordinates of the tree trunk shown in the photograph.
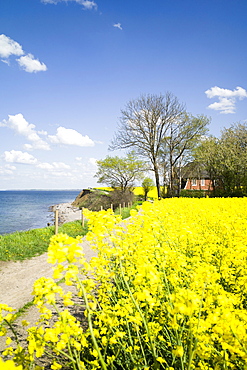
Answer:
[169,152,174,197]
[153,161,161,199]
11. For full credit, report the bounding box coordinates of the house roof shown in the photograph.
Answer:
[181,162,210,179]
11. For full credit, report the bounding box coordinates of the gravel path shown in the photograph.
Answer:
[0,239,97,311]
[0,239,97,355]
[51,202,82,224]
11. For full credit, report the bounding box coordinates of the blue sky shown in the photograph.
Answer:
[0,0,247,189]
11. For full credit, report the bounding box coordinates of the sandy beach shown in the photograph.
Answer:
[51,202,82,224]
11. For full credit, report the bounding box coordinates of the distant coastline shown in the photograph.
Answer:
[0,189,82,192]
[0,190,81,235]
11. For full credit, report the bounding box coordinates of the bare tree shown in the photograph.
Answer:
[110,93,185,198]
[162,113,210,196]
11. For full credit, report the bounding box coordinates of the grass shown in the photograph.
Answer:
[114,201,142,219]
[0,199,140,262]
[0,220,88,262]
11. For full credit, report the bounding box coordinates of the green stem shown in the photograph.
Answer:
[77,278,108,370]
[135,326,148,366]
[4,319,20,345]
[119,261,157,359]
[44,346,75,363]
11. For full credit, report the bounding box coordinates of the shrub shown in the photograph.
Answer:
[180,189,206,198]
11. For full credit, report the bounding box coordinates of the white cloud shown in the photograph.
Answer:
[207,98,236,114]
[23,141,50,151]
[0,34,24,58]
[5,164,16,170]
[205,86,247,99]
[23,144,34,151]
[0,35,47,73]
[37,162,54,170]
[205,86,247,114]
[75,157,82,161]
[37,130,48,135]
[37,161,70,170]
[3,150,38,164]
[113,23,123,30]
[17,53,47,73]
[1,59,10,65]
[50,171,73,177]
[53,162,70,169]
[48,126,94,147]
[89,157,97,166]
[1,114,50,150]
[41,0,97,10]
[0,164,17,175]
[0,167,14,175]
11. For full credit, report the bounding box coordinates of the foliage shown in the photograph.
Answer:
[74,190,111,211]
[179,189,206,198]
[114,201,141,219]
[2,198,247,369]
[194,123,247,196]
[141,177,154,200]
[95,152,146,192]
[108,189,134,211]
[75,189,135,212]
[0,221,87,261]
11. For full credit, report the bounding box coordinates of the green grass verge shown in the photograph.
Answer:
[114,201,142,219]
[0,220,88,262]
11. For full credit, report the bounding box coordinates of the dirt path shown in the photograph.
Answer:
[0,240,97,353]
[0,240,97,310]
[0,253,54,310]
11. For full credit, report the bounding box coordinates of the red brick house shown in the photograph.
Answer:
[184,177,213,191]
[181,163,214,192]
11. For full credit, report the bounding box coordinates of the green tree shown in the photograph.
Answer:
[194,123,247,196]
[191,136,219,193]
[142,177,154,200]
[95,152,146,192]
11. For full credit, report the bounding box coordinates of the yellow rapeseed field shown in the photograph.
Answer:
[94,186,159,199]
[1,198,247,370]
[133,186,159,199]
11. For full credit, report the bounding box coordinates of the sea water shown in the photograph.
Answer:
[0,190,81,235]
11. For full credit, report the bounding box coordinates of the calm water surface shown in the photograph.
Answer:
[0,190,80,235]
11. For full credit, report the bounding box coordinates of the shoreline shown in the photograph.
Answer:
[0,190,82,235]
[51,202,82,225]
[0,202,82,236]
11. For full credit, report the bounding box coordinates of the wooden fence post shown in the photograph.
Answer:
[81,207,85,228]
[111,203,113,211]
[55,209,59,235]
[101,206,103,211]
[119,203,122,215]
